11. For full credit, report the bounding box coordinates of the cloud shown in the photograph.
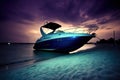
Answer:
[0,0,120,25]
[0,0,37,24]
[85,24,99,33]
[0,0,120,42]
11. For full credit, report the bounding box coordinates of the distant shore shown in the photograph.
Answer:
[0,43,34,45]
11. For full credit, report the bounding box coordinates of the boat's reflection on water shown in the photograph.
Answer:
[33,50,68,63]
[33,44,96,61]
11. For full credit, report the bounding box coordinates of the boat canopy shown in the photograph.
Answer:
[42,22,61,31]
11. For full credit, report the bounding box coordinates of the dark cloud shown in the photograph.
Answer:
[85,24,99,33]
[0,0,37,24]
[97,17,111,24]
[0,0,120,24]
[105,27,113,30]
[38,0,94,24]
[0,0,120,42]
[38,0,120,24]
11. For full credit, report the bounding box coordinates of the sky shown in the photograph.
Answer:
[0,0,120,43]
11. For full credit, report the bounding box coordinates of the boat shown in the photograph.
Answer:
[33,22,96,52]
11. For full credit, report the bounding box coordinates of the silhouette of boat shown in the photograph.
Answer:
[33,22,95,52]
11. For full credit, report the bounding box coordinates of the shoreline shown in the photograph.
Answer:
[0,44,120,80]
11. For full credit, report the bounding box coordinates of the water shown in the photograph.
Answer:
[0,44,120,80]
[0,43,95,71]
[0,44,65,70]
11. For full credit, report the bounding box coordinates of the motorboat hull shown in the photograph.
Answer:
[33,36,93,52]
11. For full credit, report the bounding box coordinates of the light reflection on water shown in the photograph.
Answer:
[70,44,96,53]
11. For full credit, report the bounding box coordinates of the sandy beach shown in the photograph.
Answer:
[0,44,120,80]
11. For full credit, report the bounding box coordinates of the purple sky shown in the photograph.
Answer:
[0,0,120,43]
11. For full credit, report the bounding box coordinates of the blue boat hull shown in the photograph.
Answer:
[33,36,93,52]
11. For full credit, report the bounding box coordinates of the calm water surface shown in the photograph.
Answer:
[0,43,95,71]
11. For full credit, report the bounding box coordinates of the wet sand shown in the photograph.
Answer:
[0,44,120,80]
